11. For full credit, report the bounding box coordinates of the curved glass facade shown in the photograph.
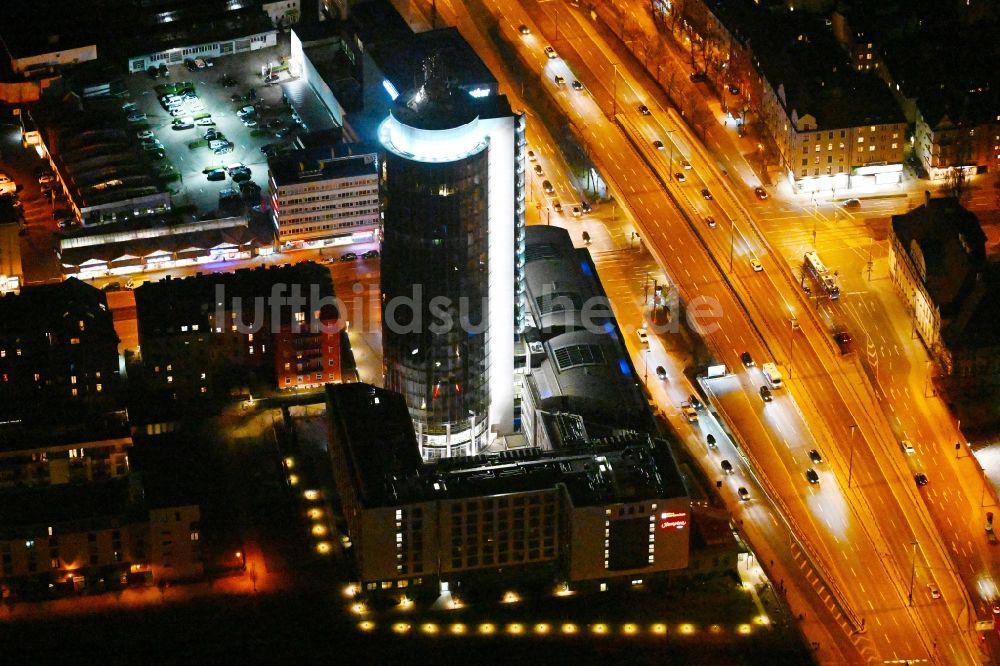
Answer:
[382,147,491,455]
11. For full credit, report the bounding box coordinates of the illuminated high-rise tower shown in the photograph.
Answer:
[379,54,524,459]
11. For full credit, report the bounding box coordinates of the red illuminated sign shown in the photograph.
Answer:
[659,511,688,530]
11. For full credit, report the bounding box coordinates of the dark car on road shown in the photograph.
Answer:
[362,250,380,259]
[759,385,773,402]
[341,252,358,262]
[806,469,820,484]
[808,449,823,464]
[740,351,754,367]
[914,473,928,487]
[834,331,853,355]
[206,169,226,181]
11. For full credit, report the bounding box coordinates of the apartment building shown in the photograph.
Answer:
[833,1,999,178]
[889,198,1000,390]
[0,478,202,599]
[268,147,380,247]
[135,262,341,401]
[692,0,906,191]
[0,278,121,425]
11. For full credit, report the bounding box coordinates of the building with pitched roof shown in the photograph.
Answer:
[889,197,1000,388]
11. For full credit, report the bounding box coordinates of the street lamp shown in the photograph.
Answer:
[907,540,919,606]
[788,313,796,379]
[643,348,650,384]
[665,129,677,181]
[611,63,619,116]
[729,218,735,273]
[847,424,857,489]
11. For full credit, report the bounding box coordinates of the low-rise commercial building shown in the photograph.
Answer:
[520,226,653,449]
[327,383,690,597]
[268,146,380,247]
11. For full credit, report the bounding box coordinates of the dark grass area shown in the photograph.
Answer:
[0,588,812,665]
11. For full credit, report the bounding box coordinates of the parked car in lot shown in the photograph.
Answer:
[203,129,220,141]
[206,169,227,181]
[184,58,198,71]
[274,127,295,138]
[127,113,147,122]
[242,118,258,128]
[362,249,380,259]
[195,117,215,126]
[169,108,187,117]
[136,130,154,140]
[844,198,861,208]
[340,252,358,262]
[230,167,252,182]
[213,144,234,155]
[172,122,194,130]
[237,105,255,117]
[239,180,262,202]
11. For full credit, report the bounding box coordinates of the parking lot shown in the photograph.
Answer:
[121,46,301,216]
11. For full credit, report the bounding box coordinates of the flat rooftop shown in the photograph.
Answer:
[269,147,378,187]
[326,383,686,509]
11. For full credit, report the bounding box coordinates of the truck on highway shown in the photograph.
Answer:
[762,362,784,389]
